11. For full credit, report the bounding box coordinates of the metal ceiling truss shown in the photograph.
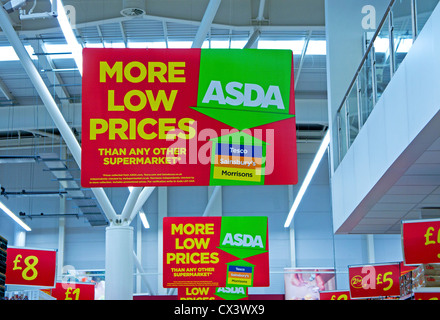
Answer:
[0,0,327,231]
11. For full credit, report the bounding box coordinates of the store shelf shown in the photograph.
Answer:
[0,235,6,300]
[5,290,56,300]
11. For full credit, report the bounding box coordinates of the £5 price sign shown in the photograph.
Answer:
[348,263,400,299]
[51,282,95,300]
[5,247,57,288]
[402,219,440,264]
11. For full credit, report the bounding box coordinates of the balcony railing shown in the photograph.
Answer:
[336,0,439,168]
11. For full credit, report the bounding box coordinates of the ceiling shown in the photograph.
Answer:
[0,0,328,226]
[352,135,440,234]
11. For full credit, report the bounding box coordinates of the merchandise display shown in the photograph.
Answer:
[0,235,7,300]
[412,264,440,289]
[4,290,55,300]
[400,271,413,298]
[398,264,440,299]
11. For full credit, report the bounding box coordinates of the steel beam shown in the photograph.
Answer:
[0,6,118,224]
[191,0,221,48]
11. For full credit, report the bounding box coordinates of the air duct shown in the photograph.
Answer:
[120,0,146,17]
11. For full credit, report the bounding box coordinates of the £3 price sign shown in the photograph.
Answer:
[319,290,351,300]
[402,219,440,264]
[348,263,400,299]
[51,282,95,300]
[5,247,57,288]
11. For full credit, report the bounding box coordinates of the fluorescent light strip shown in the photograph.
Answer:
[128,187,150,228]
[284,131,330,228]
[139,209,150,229]
[0,46,37,61]
[56,0,83,75]
[0,200,31,231]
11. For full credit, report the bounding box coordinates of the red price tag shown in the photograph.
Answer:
[5,247,57,288]
[402,219,440,264]
[51,282,95,300]
[319,290,351,300]
[414,291,440,300]
[348,263,400,299]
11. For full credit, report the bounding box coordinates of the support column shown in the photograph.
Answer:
[105,226,134,300]
[157,187,167,295]
[13,225,26,247]
[288,185,296,267]
[366,234,375,264]
[57,214,65,280]
[136,215,142,294]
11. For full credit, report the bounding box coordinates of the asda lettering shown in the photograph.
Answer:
[166,222,219,265]
[216,287,246,294]
[99,61,186,83]
[89,60,195,141]
[202,80,285,109]
[221,233,264,248]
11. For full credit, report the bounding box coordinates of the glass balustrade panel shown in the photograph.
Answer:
[346,84,359,146]
[358,51,375,126]
[392,0,414,72]
[338,105,349,163]
[373,15,392,101]
[416,0,440,35]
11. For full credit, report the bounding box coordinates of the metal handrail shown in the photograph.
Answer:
[336,0,396,114]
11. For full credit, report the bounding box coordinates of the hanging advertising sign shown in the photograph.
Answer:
[319,290,351,300]
[81,48,297,188]
[348,262,401,299]
[162,216,269,288]
[50,282,95,300]
[399,261,417,275]
[177,286,248,300]
[5,247,57,288]
[413,289,440,300]
[402,219,440,265]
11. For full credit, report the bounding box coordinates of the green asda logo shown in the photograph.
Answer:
[193,49,294,130]
[201,81,285,110]
[221,232,264,248]
[218,216,268,259]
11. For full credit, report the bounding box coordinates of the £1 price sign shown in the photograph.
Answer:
[51,282,95,300]
[402,219,440,264]
[319,290,351,300]
[348,263,400,299]
[5,247,57,288]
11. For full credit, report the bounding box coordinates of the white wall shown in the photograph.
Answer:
[330,3,440,233]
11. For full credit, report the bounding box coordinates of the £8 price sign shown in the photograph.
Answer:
[348,263,400,299]
[5,247,57,288]
[402,219,440,264]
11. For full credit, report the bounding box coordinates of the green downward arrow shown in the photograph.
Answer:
[191,106,294,130]
[195,49,295,130]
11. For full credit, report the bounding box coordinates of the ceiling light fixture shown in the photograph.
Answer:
[284,131,330,228]
[0,200,32,231]
[139,209,150,229]
[55,0,83,75]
